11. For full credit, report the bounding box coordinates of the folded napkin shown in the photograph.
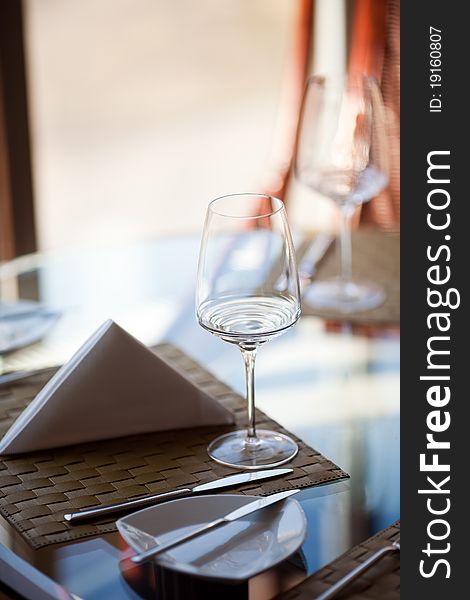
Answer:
[0,320,234,454]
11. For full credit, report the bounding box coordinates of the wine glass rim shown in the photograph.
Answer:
[208,193,285,219]
[306,73,378,87]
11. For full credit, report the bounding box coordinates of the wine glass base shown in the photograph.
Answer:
[304,278,385,313]
[207,429,298,470]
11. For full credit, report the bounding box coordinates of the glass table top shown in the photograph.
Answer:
[0,234,399,599]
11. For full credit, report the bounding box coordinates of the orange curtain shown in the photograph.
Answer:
[259,0,314,205]
[350,0,400,230]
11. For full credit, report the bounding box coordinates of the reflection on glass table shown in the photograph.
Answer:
[0,234,399,599]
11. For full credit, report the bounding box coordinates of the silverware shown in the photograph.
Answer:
[0,308,55,322]
[315,537,400,600]
[64,467,293,523]
[131,488,300,565]
[298,233,334,286]
[0,367,58,388]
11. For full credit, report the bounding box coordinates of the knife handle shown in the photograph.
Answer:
[64,488,192,523]
[131,517,227,565]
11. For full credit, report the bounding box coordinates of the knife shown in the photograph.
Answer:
[64,467,293,523]
[0,367,58,388]
[131,488,300,565]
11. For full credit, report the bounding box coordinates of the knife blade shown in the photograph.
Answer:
[131,488,300,565]
[64,467,293,523]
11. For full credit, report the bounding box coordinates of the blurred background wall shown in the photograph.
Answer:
[25,0,292,249]
[0,0,398,256]
[23,0,350,252]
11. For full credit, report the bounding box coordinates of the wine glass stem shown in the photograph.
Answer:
[240,346,258,441]
[339,206,354,284]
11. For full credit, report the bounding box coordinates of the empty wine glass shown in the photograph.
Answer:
[196,194,301,469]
[296,74,389,312]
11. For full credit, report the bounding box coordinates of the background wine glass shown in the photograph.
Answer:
[296,74,389,313]
[196,193,301,469]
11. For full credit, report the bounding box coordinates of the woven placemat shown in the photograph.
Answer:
[276,521,400,599]
[300,230,400,325]
[0,344,348,549]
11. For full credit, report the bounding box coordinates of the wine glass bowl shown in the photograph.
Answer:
[296,74,389,313]
[196,194,301,469]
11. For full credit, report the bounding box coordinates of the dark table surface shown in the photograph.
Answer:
[0,234,399,599]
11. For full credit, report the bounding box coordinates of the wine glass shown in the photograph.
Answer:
[196,193,301,469]
[296,74,389,312]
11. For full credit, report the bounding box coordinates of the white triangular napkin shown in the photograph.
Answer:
[0,320,234,454]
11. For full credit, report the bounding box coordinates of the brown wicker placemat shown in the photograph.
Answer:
[300,230,400,325]
[0,344,348,549]
[276,521,400,599]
